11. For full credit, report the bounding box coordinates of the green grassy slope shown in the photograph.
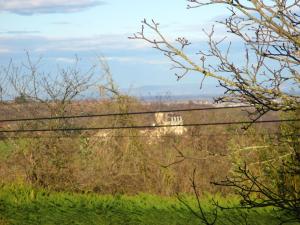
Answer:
[0,185,296,225]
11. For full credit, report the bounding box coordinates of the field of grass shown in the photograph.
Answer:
[0,185,296,225]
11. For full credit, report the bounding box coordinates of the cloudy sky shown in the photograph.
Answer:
[0,0,229,96]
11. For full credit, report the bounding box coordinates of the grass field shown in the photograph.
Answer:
[0,185,296,225]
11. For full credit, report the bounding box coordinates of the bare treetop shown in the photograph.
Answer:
[130,0,300,121]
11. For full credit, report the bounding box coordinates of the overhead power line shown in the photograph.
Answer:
[0,118,299,134]
[2,132,299,140]
[0,105,252,123]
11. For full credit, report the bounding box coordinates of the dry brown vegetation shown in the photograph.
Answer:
[0,98,287,196]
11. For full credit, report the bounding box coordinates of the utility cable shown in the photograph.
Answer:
[0,118,298,133]
[0,105,252,123]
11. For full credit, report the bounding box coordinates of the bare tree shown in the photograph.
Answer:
[131,0,300,223]
[0,53,100,189]
[130,0,300,121]
[0,63,9,103]
[7,53,96,115]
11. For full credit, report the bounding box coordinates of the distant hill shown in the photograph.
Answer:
[122,83,224,101]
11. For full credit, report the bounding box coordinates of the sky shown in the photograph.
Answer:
[0,0,229,97]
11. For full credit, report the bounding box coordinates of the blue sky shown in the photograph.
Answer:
[0,0,228,97]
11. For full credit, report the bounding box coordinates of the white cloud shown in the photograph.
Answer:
[51,56,169,66]
[0,46,11,54]
[51,21,71,25]
[0,33,152,58]
[106,56,169,65]
[0,0,106,15]
[0,30,40,34]
[55,57,77,63]
[32,34,149,52]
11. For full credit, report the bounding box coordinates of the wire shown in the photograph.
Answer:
[2,132,299,140]
[0,105,252,123]
[0,118,299,133]
[0,132,273,139]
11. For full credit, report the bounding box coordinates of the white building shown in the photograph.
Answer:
[93,112,187,143]
[153,112,187,135]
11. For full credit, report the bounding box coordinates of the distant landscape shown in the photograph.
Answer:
[0,0,299,224]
